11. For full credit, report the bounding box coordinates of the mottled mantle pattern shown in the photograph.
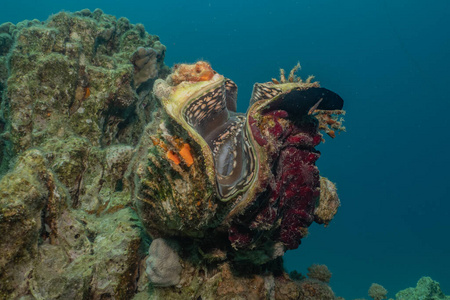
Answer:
[0,9,343,300]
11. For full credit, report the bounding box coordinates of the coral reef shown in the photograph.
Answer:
[307,264,332,283]
[369,283,388,300]
[355,277,450,300]
[395,277,450,300]
[0,9,167,299]
[0,9,345,300]
[279,264,336,300]
[296,278,336,300]
[0,8,168,171]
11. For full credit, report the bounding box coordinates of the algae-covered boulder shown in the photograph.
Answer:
[395,277,450,300]
[0,8,169,174]
[0,9,167,299]
[0,149,50,270]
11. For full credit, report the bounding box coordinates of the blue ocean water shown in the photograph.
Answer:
[2,0,449,298]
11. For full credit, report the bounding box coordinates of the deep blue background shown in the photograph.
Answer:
[2,1,449,298]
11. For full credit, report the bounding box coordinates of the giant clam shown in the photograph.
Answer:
[130,61,344,262]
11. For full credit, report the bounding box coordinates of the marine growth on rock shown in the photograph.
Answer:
[0,9,169,299]
[0,8,346,299]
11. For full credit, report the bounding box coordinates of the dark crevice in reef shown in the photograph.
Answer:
[231,256,285,277]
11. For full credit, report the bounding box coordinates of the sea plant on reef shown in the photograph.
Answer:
[130,61,345,264]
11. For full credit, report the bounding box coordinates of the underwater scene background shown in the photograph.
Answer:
[1,0,449,299]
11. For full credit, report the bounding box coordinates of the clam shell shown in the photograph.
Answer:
[131,62,344,257]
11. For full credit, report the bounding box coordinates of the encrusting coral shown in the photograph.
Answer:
[1,8,347,300]
[369,283,388,300]
[307,264,332,283]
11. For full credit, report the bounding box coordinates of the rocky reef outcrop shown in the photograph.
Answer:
[1,9,345,300]
[0,9,167,299]
[395,277,450,300]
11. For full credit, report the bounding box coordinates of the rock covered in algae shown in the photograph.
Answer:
[395,277,450,300]
[307,264,332,283]
[0,149,51,270]
[369,283,388,300]
[0,9,168,299]
[0,8,168,172]
[0,147,145,299]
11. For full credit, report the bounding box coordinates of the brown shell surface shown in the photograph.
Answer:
[132,62,344,250]
[132,105,220,238]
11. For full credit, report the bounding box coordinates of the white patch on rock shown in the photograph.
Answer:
[146,238,182,287]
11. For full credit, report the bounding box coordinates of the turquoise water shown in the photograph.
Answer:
[2,0,449,298]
